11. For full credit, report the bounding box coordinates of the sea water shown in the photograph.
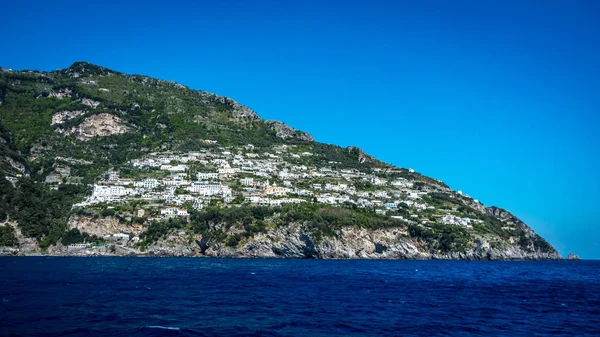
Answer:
[1,257,599,336]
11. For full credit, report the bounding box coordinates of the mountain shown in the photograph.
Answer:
[0,62,561,259]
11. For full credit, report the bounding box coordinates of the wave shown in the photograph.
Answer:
[143,325,181,331]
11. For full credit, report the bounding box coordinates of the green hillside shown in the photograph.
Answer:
[0,62,558,258]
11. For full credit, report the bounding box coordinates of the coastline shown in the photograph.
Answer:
[0,246,564,260]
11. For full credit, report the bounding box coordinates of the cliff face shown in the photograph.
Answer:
[67,215,142,237]
[265,120,314,142]
[0,121,28,176]
[58,113,131,141]
[148,224,561,260]
[0,221,42,256]
[20,218,560,260]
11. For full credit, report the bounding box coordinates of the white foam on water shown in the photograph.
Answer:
[144,325,180,331]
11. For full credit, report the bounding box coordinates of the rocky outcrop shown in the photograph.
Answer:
[197,91,260,119]
[26,215,563,259]
[58,113,131,141]
[347,146,371,164]
[145,230,200,257]
[0,221,42,256]
[4,156,27,174]
[51,110,85,125]
[465,240,561,260]
[80,98,101,108]
[47,88,72,99]
[486,206,513,219]
[266,120,314,142]
[566,253,580,260]
[67,215,142,237]
[232,104,259,119]
[62,62,116,78]
[0,122,28,175]
[90,224,559,260]
[205,226,562,260]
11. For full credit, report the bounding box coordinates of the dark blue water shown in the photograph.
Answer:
[1,258,599,336]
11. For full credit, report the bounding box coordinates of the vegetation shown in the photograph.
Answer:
[0,225,18,246]
[0,175,89,249]
[408,224,471,253]
[139,218,187,244]
[61,228,101,245]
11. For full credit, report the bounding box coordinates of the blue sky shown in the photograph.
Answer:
[1,0,599,258]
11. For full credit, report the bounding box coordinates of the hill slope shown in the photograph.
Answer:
[0,62,560,259]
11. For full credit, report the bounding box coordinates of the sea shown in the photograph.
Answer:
[0,258,599,336]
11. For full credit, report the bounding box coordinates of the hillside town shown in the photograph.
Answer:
[72,143,483,229]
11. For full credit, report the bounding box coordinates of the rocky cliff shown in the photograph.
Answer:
[17,216,560,260]
[144,224,561,260]
[58,113,131,141]
[0,221,42,256]
[265,120,314,142]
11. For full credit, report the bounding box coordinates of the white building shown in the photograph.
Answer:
[134,178,159,189]
[197,172,219,180]
[407,192,420,199]
[187,182,230,196]
[161,207,189,217]
[91,185,134,200]
[240,178,255,186]
[160,164,188,172]
[370,177,385,185]
[107,170,119,181]
[392,180,414,188]
[218,167,236,175]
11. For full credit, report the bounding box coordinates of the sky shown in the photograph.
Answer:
[1,0,599,258]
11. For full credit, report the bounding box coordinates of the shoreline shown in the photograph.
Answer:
[0,251,568,260]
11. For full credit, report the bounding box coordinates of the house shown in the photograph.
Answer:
[113,233,130,240]
[197,172,219,180]
[392,180,413,188]
[91,185,135,200]
[134,178,158,189]
[263,181,288,196]
[160,164,187,172]
[240,178,254,186]
[68,243,91,249]
[402,200,415,206]
[161,207,189,217]
[187,182,225,196]
[293,189,313,196]
[118,178,133,186]
[107,170,119,181]
[218,167,236,175]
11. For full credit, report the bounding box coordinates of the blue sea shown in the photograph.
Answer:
[0,258,599,336]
